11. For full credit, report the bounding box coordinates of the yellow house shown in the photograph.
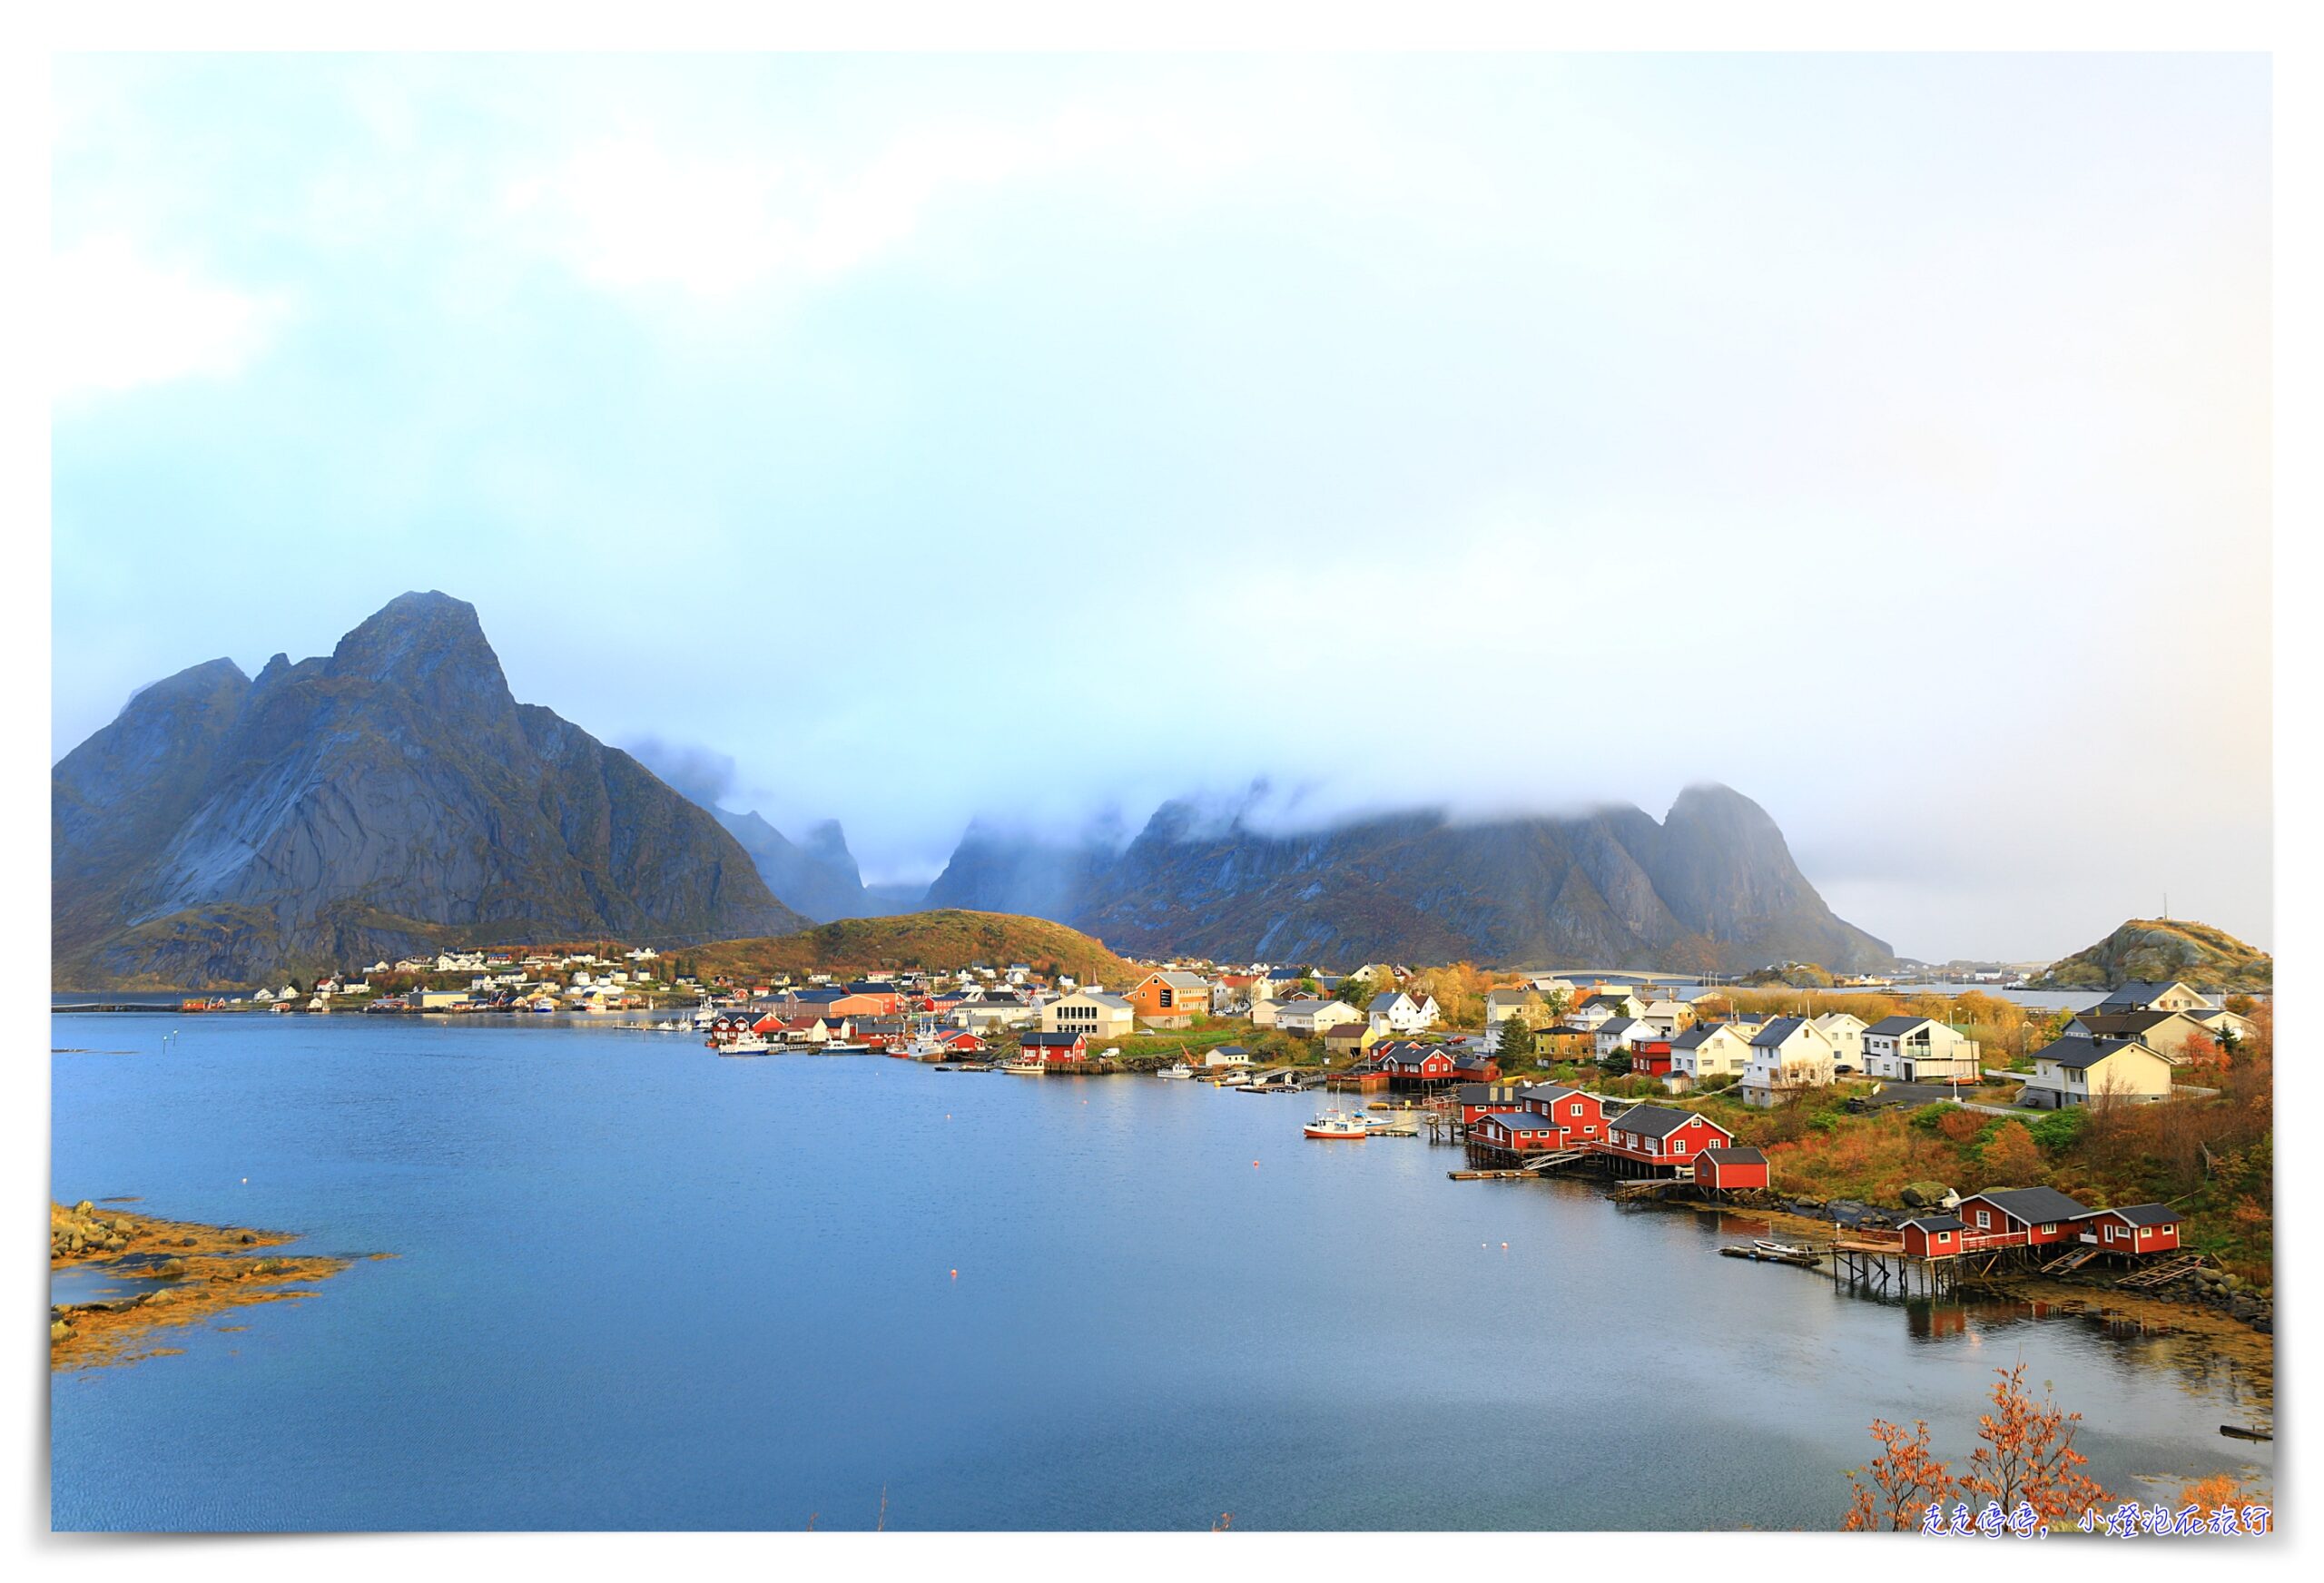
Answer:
[2022,1037,2176,1108]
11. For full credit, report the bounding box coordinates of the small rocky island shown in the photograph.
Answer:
[49,1200,369,1371]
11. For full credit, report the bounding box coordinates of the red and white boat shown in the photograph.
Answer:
[1304,1109,1371,1140]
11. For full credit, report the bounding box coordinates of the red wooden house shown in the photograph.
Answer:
[1448,1050,1502,1083]
[1597,1104,1736,1175]
[931,1027,987,1055]
[1898,1214,1967,1258]
[1374,1041,1461,1087]
[2073,1204,2181,1257]
[1629,1040,1675,1078]
[1019,1030,1088,1065]
[1955,1187,2089,1250]
[1516,1084,1611,1146]
[1469,1110,1566,1155]
[1692,1145,1769,1192]
[1456,1084,1523,1124]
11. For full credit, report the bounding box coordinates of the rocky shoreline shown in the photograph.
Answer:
[49,1200,369,1372]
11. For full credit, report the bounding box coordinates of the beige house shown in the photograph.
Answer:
[2184,1005,2260,1043]
[1482,988,1543,1027]
[1040,990,1136,1042]
[1666,1022,1754,1088]
[2093,980,2213,1015]
[1639,998,1695,1037]
[2021,1037,2176,1108]
[2063,1009,2210,1060]
[1273,997,1364,1037]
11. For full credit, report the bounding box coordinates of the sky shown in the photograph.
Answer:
[50,54,2272,962]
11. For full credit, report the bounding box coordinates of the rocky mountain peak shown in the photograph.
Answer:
[328,590,508,704]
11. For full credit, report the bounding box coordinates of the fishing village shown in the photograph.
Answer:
[85,929,2273,1352]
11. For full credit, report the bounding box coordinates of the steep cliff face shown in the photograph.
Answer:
[53,592,805,989]
[712,811,926,922]
[927,785,1892,973]
[921,820,1121,922]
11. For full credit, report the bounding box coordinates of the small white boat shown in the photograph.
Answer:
[707,1032,772,1056]
[1000,1056,1047,1076]
[1157,1061,1194,1080]
[1305,1109,1371,1140]
[814,1042,872,1055]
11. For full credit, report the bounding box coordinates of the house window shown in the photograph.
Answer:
[1976,1210,1991,1228]
[1672,1139,1687,1153]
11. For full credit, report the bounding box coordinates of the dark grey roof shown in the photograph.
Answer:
[1599,1017,1640,1035]
[1517,1082,1587,1106]
[1458,1084,1520,1104]
[1607,1104,1704,1139]
[2097,979,2201,1008]
[2072,1011,2182,1037]
[2036,1036,2118,1070]
[1965,1186,2088,1224]
[1580,994,1631,1010]
[1019,1030,1085,1047]
[1698,1146,1766,1165]
[1749,1017,1810,1047]
[1474,1110,1549,1131]
[1866,1015,1939,1036]
[1899,1214,1965,1233]
[2083,1203,2179,1227]
[1856,1082,1966,1109]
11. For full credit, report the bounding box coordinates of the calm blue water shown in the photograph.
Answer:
[51,1015,2271,1531]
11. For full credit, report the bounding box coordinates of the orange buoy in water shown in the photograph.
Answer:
[950,1269,958,1280]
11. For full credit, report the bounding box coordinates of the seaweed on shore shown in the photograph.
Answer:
[49,1200,357,1372]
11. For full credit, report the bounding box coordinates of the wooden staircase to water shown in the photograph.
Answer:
[2118,1253,2210,1290]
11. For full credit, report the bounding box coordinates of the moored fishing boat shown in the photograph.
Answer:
[1304,1109,1371,1139]
[999,1055,1047,1076]
[705,1031,772,1056]
[1157,1061,1194,1079]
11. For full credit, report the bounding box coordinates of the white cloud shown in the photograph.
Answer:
[52,237,282,403]
[501,98,1256,298]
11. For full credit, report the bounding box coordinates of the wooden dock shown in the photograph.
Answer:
[1448,1169,1533,1181]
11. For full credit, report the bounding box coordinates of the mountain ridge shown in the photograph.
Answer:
[53,592,806,990]
[926,784,1894,973]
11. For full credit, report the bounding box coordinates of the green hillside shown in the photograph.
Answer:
[2028,918,2272,993]
[685,910,1137,986]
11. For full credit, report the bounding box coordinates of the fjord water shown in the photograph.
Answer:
[52,1017,2270,1531]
